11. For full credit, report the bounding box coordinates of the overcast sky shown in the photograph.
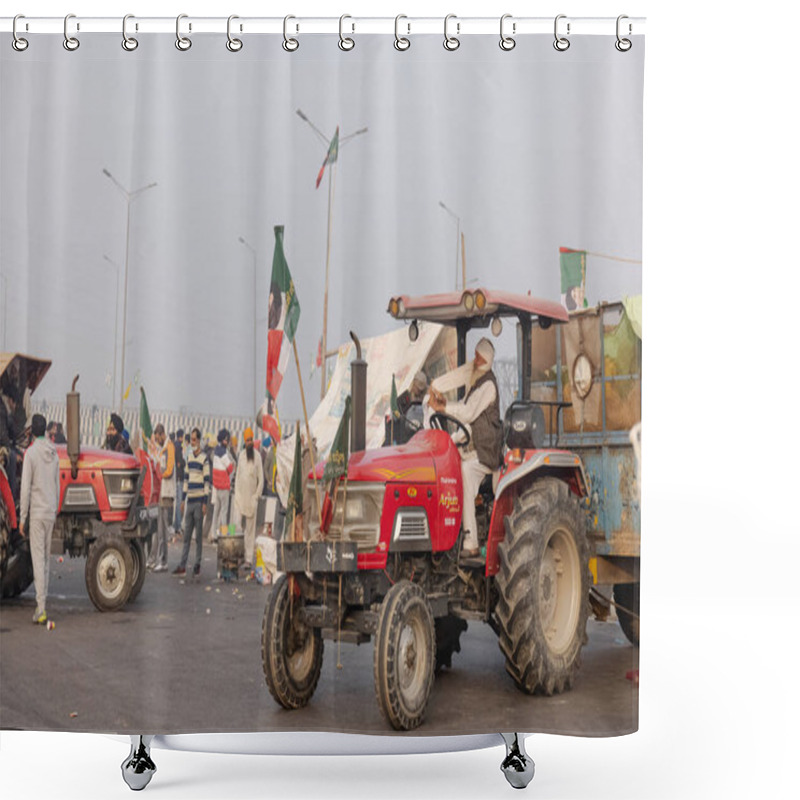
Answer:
[1,33,643,419]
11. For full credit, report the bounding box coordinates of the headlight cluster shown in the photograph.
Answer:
[309,482,385,551]
[104,470,140,510]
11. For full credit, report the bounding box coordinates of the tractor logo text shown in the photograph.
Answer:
[439,493,460,514]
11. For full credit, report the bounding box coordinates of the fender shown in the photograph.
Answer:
[0,467,17,530]
[484,450,590,577]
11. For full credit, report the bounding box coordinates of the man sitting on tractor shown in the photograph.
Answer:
[427,337,504,559]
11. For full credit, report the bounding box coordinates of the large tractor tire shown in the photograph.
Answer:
[262,575,324,709]
[85,533,134,612]
[434,615,468,672]
[613,582,640,647]
[127,538,147,604]
[373,580,436,731]
[495,477,591,695]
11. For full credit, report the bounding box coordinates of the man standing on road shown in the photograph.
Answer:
[210,428,235,541]
[172,429,185,536]
[147,424,174,572]
[427,338,504,560]
[173,427,209,577]
[234,427,264,569]
[19,414,61,624]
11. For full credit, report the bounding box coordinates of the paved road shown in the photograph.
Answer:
[0,541,638,737]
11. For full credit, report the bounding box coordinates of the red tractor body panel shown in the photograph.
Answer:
[55,445,160,521]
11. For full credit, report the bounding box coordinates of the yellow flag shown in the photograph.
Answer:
[123,382,132,400]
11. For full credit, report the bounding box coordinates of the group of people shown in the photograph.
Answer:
[146,425,275,578]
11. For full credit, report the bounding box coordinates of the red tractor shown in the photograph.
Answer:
[0,354,160,611]
[262,290,591,730]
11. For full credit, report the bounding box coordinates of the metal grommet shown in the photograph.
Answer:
[443,14,460,51]
[553,14,570,52]
[12,14,29,52]
[499,13,515,51]
[338,15,354,51]
[394,15,410,51]
[122,14,138,51]
[226,15,243,52]
[615,15,632,52]
[175,14,192,51]
[63,13,80,51]
[283,15,299,51]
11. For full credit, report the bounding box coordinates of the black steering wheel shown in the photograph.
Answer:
[429,412,471,447]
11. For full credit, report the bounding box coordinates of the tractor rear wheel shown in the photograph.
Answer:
[613,582,640,646]
[495,477,590,695]
[127,538,146,603]
[373,580,435,731]
[262,575,323,709]
[85,533,134,611]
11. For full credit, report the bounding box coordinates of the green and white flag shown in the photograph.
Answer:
[323,396,351,482]
[139,387,152,450]
[263,225,300,443]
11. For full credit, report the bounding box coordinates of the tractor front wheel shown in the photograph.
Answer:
[262,575,324,709]
[373,580,435,731]
[85,533,134,612]
[495,477,590,695]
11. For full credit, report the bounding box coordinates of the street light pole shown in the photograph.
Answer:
[103,255,121,405]
[102,168,157,413]
[238,236,258,416]
[296,109,368,399]
[439,201,462,290]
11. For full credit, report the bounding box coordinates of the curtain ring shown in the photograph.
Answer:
[443,14,460,51]
[226,15,243,52]
[63,13,80,51]
[122,15,138,51]
[553,14,570,51]
[394,15,410,51]
[12,15,29,52]
[615,15,632,52]
[283,15,299,51]
[175,14,192,51]
[499,14,516,51]
[339,15,355,51]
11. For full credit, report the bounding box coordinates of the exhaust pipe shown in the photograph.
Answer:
[349,331,367,453]
[67,375,81,479]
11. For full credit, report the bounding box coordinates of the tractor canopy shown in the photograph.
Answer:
[0,353,52,400]
[387,289,567,328]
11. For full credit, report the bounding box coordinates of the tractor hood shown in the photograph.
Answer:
[313,429,453,484]
[56,444,139,471]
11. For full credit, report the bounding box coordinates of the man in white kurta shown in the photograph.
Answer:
[19,414,61,623]
[234,427,264,567]
[427,338,504,558]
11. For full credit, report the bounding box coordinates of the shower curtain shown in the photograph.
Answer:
[0,18,643,740]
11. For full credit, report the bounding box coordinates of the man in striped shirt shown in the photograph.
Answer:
[173,427,210,577]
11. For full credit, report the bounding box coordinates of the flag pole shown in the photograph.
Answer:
[320,159,338,400]
[292,338,323,524]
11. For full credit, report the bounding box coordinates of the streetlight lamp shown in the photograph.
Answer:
[439,201,463,291]
[296,109,368,399]
[238,235,258,416]
[102,168,157,413]
[103,254,121,405]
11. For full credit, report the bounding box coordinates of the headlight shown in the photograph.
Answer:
[475,290,486,310]
[345,496,367,521]
[104,470,140,510]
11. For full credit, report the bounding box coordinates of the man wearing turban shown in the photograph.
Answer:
[427,338,504,559]
[105,413,133,455]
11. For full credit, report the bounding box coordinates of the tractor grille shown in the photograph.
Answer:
[393,508,430,542]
